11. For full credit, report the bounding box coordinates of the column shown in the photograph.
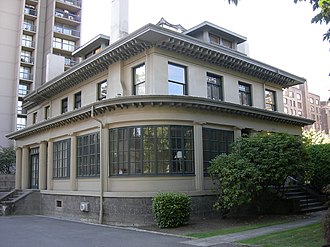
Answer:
[47,140,53,190]
[15,147,22,189]
[70,135,77,191]
[21,146,29,189]
[194,123,204,191]
[39,141,47,190]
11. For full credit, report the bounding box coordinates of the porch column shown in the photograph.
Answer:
[21,146,29,189]
[70,134,77,191]
[47,140,53,190]
[15,147,22,189]
[39,141,47,190]
[194,122,204,191]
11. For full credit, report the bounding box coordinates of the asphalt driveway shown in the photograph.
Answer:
[0,216,190,247]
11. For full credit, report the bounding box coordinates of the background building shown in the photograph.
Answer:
[283,83,323,132]
[0,0,82,147]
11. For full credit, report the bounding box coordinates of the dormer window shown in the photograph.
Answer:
[222,38,233,49]
[209,34,220,45]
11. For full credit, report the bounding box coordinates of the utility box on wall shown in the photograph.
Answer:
[80,202,90,212]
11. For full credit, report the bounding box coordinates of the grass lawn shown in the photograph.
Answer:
[239,223,325,247]
[186,219,292,238]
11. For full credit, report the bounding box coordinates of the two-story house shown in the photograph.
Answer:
[6,19,313,225]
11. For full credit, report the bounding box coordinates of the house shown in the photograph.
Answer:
[6,16,313,225]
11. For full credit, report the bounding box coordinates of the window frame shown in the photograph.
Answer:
[109,125,194,176]
[77,132,100,177]
[53,139,71,178]
[32,112,37,124]
[168,62,187,96]
[202,128,234,175]
[74,91,81,109]
[97,80,107,100]
[238,81,252,106]
[207,72,223,100]
[61,97,68,114]
[265,89,277,111]
[133,63,146,95]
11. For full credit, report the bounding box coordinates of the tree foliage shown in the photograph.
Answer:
[227,0,330,41]
[0,146,16,174]
[208,132,306,216]
[303,129,330,145]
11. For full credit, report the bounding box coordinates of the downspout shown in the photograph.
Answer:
[91,105,104,224]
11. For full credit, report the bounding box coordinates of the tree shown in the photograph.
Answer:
[227,0,330,41]
[208,132,306,216]
[302,129,330,145]
[0,146,16,174]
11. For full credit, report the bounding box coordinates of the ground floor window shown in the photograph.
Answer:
[53,139,70,178]
[109,125,194,176]
[202,128,234,174]
[77,132,100,177]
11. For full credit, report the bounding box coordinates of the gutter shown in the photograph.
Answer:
[90,105,105,224]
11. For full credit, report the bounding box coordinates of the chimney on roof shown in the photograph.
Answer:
[111,0,129,44]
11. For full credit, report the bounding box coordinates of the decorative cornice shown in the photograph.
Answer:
[7,95,314,140]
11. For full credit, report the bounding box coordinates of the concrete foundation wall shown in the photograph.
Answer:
[0,175,15,191]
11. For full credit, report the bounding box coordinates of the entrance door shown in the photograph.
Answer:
[30,147,39,189]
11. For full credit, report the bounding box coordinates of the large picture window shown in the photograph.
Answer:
[168,63,187,95]
[133,63,146,95]
[207,72,223,100]
[53,139,70,178]
[77,132,100,177]
[202,128,234,174]
[110,125,194,176]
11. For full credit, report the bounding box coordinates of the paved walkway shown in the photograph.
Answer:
[181,211,324,246]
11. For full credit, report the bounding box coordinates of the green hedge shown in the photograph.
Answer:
[152,192,191,228]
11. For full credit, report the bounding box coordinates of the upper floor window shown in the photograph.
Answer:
[53,37,75,52]
[222,38,233,49]
[17,117,26,130]
[310,97,314,104]
[289,91,294,98]
[265,89,276,111]
[32,112,37,124]
[61,98,68,114]
[133,63,145,95]
[207,73,223,100]
[97,80,107,100]
[296,93,301,100]
[21,34,34,48]
[44,106,50,120]
[18,83,29,97]
[209,34,220,45]
[283,98,288,104]
[20,66,32,80]
[74,91,81,109]
[238,82,252,106]
[315,99,319,105]
[168,63,187,96]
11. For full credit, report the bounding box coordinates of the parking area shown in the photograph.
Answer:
[0,216,190,247]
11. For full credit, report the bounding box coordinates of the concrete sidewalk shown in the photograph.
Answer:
[182,211,324,246]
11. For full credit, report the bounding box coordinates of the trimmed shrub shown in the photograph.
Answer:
[152,192,191,228]
[306,144,330,191]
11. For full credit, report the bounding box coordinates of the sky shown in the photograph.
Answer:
[81,0,330,100]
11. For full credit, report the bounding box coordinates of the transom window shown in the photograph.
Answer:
[110,125,194,176]
[53,139,70,178]
[202,128,234,174]
[97,80,107,100]
[207,72,223,100]
[168,63,187,95]
[77,132,100,177]
[238,82,252,106]
[265,89,276,111]
[133,63,146,95]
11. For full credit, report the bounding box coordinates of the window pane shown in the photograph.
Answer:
[168,64,185,83]
[168,82,184,95]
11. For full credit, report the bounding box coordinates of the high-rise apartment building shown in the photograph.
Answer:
[283,83,323,132]
[0,0,82,147]
[321,99,330,134]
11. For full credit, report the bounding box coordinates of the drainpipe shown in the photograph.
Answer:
[91,105,104,224]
